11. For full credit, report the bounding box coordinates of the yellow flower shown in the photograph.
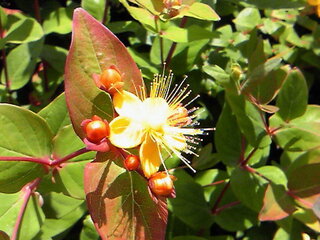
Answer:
[109,73,206,178]
[307,0,320,6]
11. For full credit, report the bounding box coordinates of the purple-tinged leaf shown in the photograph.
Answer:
[259,183,296,221]
[65,8,143,138]
[84,151,167,240]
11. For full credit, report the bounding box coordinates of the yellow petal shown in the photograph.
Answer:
[109,116,145,148]
[140,134,162,178]
[113,90,142,119]
[308,0,320,5]
[163,132,187,151]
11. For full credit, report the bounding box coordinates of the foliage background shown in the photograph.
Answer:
[0,0,320,239]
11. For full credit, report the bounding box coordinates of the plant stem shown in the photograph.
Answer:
[203,179,226,188]
[0,156,49,165]
[165,16,188,67]
[50,147,90,166]
[11,178,41,240]
[214,201,241,214]
[211,181,230,215]
[102,0,109,24]
[33,0,41,23]
[0,148,91,167]
[241,147,258,166]
[154,16,164,65]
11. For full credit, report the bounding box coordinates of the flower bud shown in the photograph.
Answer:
[82,115,110,143]
[124,154,140,171]
[100,66,124,94]
[148,172,175,197]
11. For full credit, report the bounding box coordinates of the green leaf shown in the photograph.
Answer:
[185,3,220,21]
[0,192,45,240]
[161,25,218,43]
[2,17,43,45]
[0,104,52,193]
[43,6,73,34]
[34,202,87,239]
[168,170,214,230]
[241,57,283,94]
[214,187,258,231]
[234,8,261,32]
[38,93,70,136]
[215,102,242,166]
[42,192,84,218]
[226,93,271,148]
[230,167,268,211]
[270,105,320,151]
[81,0,107,22]
[238,0,305,9]
[40,45,68,73]
[84,151,167,240]
[80,215,100,240]
[276,68,308,121]
[65,8,142,138]
[54,160,91,199]
[288,163,320,208]
[293,208,320,232]
[52,125,94,161]
[259,183,296,221]
[191,143,217,170]
[1,40,43,90]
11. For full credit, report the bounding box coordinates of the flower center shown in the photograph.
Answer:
[141,98,169,133]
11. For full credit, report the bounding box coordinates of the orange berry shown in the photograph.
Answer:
[148,172,175,196]
[100,67,123,93]
[85,120,110,143]
[124,154,140,171]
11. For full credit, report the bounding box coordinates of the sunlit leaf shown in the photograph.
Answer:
[65,8,143,138]
[84,151,167,240]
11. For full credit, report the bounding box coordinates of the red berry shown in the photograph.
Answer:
[100,67,123,93]
[148,172,175,197]
[85,120,110,143]
[124,154,140,171]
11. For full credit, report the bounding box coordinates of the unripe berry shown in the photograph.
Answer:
[148,172,175,197]
[100,67,123,93]
[124,154,140,171]
[85,120,110,143]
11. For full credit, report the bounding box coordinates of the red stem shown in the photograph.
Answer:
[214,201,241,214]
[165,16,188,66]
[50,147,90,166]
[211,181,230,214]
[0,148,91,167]
[11,178,41,240]
[287,190,313,208]
[0,156,49,165]
[203,179,226,187]
[33,0,41,23]
[102,0,109,24]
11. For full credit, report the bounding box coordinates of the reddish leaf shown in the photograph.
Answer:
[288,163,320,208]
[84,150,168,240]
[259,183,296,221]
[65,8,143,138]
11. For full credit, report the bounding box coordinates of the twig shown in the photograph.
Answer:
[11,178,41,240]
[0,148,91,167]
[165,16,188,67]
[203,179,226,188]
[211,181,230,214]
[33,0,41,23]
[102,0,109,24]
[214,201,241,214]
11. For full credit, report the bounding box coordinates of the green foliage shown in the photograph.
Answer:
[0,0,320,239]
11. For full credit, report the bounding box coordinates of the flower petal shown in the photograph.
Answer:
[113,90,142,118]
[163,132,187,151]
[140,134,162,178]
[109,116,145,148]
